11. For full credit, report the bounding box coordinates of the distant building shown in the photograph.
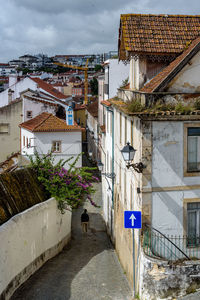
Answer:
[19,112,82,168]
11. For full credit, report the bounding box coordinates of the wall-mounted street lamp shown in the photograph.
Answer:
[121,142,145,173]
[97,160,116,179]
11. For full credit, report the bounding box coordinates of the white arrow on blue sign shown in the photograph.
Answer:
[124,211,142,229]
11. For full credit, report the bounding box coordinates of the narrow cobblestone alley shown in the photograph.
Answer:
[11,183,132,300]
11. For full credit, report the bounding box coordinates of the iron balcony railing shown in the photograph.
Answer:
[143,226,200,261]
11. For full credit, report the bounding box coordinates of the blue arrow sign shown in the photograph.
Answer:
[124,211,142,229]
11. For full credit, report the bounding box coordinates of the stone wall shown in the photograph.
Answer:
[0,197,71,300]
[140,249,200,300]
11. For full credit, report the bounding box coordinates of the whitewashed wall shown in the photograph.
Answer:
[167,50,200,93]
[0,198,71,299]
[21,129,82,168]
[23,98,56,122]
[104,59,129,100]
[152,121,200,236]
[129,57,139,90]
[0,77,37,107]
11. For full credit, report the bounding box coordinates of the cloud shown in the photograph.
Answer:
[10,0,137,15]
[0,0,199,62]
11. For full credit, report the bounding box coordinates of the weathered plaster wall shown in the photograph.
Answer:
[140,250,200,300]
[0,100,22,163]
[112,111,142,290]
[0,198,71,300]
[23,98,56,122]
[167,50,200,93]
[141,120,152,226]
[151,120,200,236]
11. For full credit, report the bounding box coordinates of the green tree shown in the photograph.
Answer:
[94,64,102,72]
[90,78,98,95]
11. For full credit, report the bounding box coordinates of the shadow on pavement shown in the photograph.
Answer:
[11,210,112,300]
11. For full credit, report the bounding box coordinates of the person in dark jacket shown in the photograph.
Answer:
[81,209,89,233]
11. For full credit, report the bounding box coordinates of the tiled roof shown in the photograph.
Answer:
[19,112,82,132]
[30,77,67,99]
[119,14,200,59]
[141,36,200,92]
[101,100,112,107]
[74,104,86,111]
[86,100,98,118]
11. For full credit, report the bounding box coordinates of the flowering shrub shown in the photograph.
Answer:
[29,152,99,211]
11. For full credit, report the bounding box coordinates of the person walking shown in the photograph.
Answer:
[81,209,89,233]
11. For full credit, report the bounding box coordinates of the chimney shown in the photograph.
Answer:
[8,89,14,103]
[9,74,18,88]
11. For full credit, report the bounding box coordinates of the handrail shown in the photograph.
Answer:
[145,224,191,260]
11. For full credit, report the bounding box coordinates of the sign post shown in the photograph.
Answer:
[124,211,142,298]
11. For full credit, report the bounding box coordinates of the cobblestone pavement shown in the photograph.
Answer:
[11,183,132,300]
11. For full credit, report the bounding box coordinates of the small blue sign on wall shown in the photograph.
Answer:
[124,211,142,229]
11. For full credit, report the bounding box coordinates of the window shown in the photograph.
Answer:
[184,123,200,176]
[131,120,134,146]
[125,117,127,144]
[110,112,112,136]
[187,202,200,246]
[107,151,109,172]
[187,127,200,172]
[124,172,127,205]
[0,123,9,134]
[26,111,32,118]
[119,113,122,144]
[52,141,61,153]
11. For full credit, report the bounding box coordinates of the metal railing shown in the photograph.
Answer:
[143,226,200,261]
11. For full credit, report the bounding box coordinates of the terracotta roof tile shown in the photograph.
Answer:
[101,100,112,107]
[19,112,82,132]
[74,104,86,111]
[119,14,200,59]
[141,36,200,92]
[30,77,67,99]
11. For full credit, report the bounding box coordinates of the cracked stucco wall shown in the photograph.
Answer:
[140,250,200,300]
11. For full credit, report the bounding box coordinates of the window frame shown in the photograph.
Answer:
[26,111,33,119]
[0,123,9,134]
[184,123,200,177]
[183,198,200,247]
[52,141,62,153]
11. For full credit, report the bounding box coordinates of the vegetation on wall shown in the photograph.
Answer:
[29,152,99,212]
[0,168,46,225]
[127,98,200,114]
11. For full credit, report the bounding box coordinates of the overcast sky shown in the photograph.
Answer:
[0,0,199,62]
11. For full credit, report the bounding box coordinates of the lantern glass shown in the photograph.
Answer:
[97,160,104,171]
[121,142,136,162]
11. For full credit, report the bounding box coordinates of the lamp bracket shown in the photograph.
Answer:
[126,162,145,173]
[101,172,116,179]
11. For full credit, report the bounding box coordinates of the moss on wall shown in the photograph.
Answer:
[0,168,47,225]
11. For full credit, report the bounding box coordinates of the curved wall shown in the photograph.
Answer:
[0,198,71,300]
